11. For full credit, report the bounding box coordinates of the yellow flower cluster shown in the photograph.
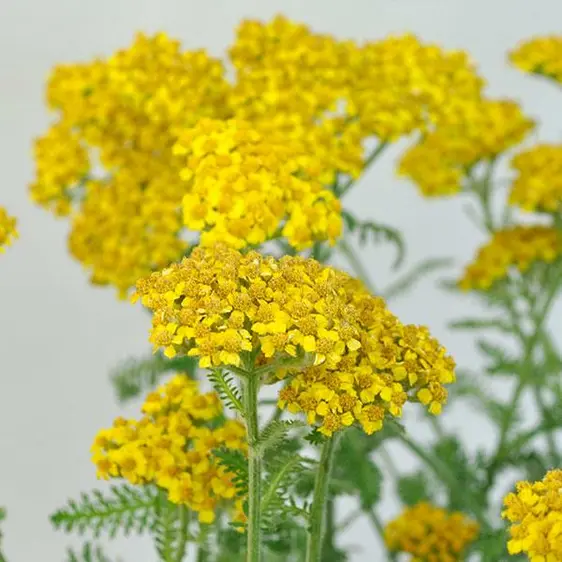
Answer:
[0,207,17,253]
[510,35,562,82]
[175,118,342,250]
[510,144,562,213]
[350,34,484,141]
[32,32,231,296]
[502,469,562,561]
[134,245,455,436]
[399,99,534,197]
[91,374,246,524]
[384,502,479,562]
[458,226,562,291]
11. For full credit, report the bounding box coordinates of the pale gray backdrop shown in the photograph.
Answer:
[1,0,561,560]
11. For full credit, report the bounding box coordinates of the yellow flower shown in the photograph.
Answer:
[510,144,562,213]
[399,98,534,197]
[135,245,456,437]
[0,207,17,253]
[502,469,562,561]
[91,375,247,524]
[174,118,342,251]
[510,35,562,83]
[458,225,562,291]
[385,502,479,561]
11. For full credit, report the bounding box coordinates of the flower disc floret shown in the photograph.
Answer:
[502,469,562,561]
[134,245,456,437]
[458,226,562,291]
[385,502,479,562]
[91,374,247,524]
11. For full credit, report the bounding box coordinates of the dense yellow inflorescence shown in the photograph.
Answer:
[385,502,479,562]
[134,245,455,437]
[502,469,562,561]
[174,118,342,250]
[91,374,246,524]
[509,144,562,213]
[510,35,562,82]
[0,207,17,253]
[458,226,562,291]
[399,98,534,197]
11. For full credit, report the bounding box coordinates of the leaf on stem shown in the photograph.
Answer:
[67,543,116,562]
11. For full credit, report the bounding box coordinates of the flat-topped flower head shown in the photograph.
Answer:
[134,245,456,436]
[510,35,562,83]
[174,118,342,250]
[385,502,479,561]
[510,144,562,213]
[0,207,17,253]
[459,226,562,291]
[91,374,246,524]
[502,469,562,561]
[399,98,534,197]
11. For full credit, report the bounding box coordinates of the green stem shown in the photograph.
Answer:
[0,550,6,562]
[532,387,560,466]
[244,374,262,562]
[174,506,189,562]
[338,238,376,294]
[339,142,388,197]
[366,509,397,562]
[305,434,340,562]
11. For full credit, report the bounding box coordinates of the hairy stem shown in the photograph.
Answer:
[306,434,340,562]
[174,506,189,562]
[244,374,262,562]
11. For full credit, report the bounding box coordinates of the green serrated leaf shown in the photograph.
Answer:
[383,258,453,300]
[110,354,197,403]
[214,449,248,497]
[476,340,520,377]
[51,485,159,538]
[208,369,244,417]
[449,318,513,333]
[66,542,115,562]
[258,420,306,454]
[397,472,431,506]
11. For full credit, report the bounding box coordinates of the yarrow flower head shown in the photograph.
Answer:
[0,207,17,253]
[91,374,246,524]
[384,502,479,562]
[399,98,534,197]
[509,144,562,213]
[510,35,562,83]
[174,118,342,251]
[134,245,456,437]
[458,225,562,291]
[502,469,562,561]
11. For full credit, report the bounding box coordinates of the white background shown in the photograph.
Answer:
[1,0,561,560]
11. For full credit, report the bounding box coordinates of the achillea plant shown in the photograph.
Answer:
[8,13,558,562]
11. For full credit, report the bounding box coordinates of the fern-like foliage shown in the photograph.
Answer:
[208,369,244,417]
[111,354,197,403]
[67,543,116,562]
[51,484,160,538]
[153,500,191,562]
[257,420,306,455]
[214,449,249,498]
[342,210,405,268]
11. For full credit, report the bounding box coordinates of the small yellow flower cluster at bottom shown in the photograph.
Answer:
[0,206,17,253]
[91,374,247,524]
[384,502,479,562]
[502,469,562,562]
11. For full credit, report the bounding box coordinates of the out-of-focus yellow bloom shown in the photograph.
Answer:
[0,207,17,253]
[510,35,562,83]
[385,502,479,562]
[91,375,246,524]
[459,226,562,291]
[174,118,342,250]
[510,144,562,213]
[399,98,534,197]
[502,469,562,561]
[134,245,456,437]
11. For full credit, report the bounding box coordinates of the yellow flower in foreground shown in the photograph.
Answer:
[399,98,534,197]
[0,207,17,252]
[510,144,562,213]
[385,502,479,562]
[502,469,562,561]
[91,374,246,524]
[134,245,456,436]
[510,35,562,82]
[174,118,342,251]
[458,226,562,291]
